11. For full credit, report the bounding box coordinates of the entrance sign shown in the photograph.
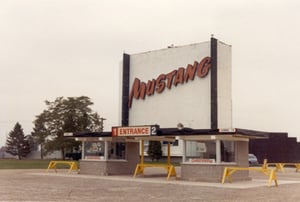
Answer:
[112,125,158,137]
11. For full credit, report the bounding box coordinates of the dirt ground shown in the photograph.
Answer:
[1,167,300,202]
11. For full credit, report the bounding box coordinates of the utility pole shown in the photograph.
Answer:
[100,118,106,132]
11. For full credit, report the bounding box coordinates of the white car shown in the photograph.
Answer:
[248,153,258,165]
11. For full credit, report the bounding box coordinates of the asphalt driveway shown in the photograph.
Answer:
[1,167,300,201]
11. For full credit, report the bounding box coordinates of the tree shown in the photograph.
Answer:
[5,122,31,160]
[32,96,103,159]
[31,113,48,159]
[147,141,162,161]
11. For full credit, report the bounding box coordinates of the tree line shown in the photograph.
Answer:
[5,95,163,161]
[5,96,104,160]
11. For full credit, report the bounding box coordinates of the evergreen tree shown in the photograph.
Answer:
[147,141,162,161]
[5,122,31,160]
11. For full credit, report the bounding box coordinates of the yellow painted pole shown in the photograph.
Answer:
[167,142,171,165]
[141,140,144,165]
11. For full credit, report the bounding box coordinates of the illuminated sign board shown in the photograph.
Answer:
[112,125,158,137]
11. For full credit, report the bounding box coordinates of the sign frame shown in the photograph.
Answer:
[112,125,159,137]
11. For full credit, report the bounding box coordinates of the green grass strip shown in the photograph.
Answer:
[0,159,78,169]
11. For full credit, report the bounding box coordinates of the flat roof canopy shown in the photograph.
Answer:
[64,127,270,141]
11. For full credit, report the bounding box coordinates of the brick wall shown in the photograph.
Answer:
[79,142,140,175]
[181,141,250,182]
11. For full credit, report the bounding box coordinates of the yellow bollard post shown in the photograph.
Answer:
[133,139,145,178]
[221,167,229,184]
[268,169,278,187]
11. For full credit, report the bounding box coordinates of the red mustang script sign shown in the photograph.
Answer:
[128,56,211,107]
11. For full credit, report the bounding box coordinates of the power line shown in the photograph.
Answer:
[0,120,33,123]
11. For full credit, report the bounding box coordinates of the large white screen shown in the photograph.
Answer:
[128,42,211,129]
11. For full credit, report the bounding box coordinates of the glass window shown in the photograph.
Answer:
[143,140,149,156]
[162,140,179,146]
[83,141,126,160]
[185,140,216,163]
[108,142,126,160]
[184,140,236,163]
[84,141,105,160]
[221,141,235,162]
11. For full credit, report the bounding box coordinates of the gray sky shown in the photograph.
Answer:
[1,0,300,147]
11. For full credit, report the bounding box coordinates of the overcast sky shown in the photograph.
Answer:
[1,0,300,147]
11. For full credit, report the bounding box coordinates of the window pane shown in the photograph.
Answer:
[185,140,216,163]
[84,141,104,160]
[184,140,236,163]
[221,141,235,162]
[83,141,127,160]
[108,142,126,160]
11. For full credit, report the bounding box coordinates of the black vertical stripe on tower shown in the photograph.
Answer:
[210,37,218,130]
[122,53,130,126]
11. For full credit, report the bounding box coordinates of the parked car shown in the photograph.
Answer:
[248,153,258,166]
[65,152,81,160]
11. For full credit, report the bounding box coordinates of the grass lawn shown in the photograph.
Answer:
[0,159,178,169]
[0,159,78,169]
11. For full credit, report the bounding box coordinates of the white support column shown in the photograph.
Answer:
[182,139,186,163]
[216,139,221,164]
[81,141,85,160]
[104,141,108,160]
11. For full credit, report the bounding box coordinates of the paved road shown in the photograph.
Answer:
[1,168,300,201]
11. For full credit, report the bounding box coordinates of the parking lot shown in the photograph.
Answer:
[1,167,300,201]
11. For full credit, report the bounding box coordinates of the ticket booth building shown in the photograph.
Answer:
[68,127,266,182]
